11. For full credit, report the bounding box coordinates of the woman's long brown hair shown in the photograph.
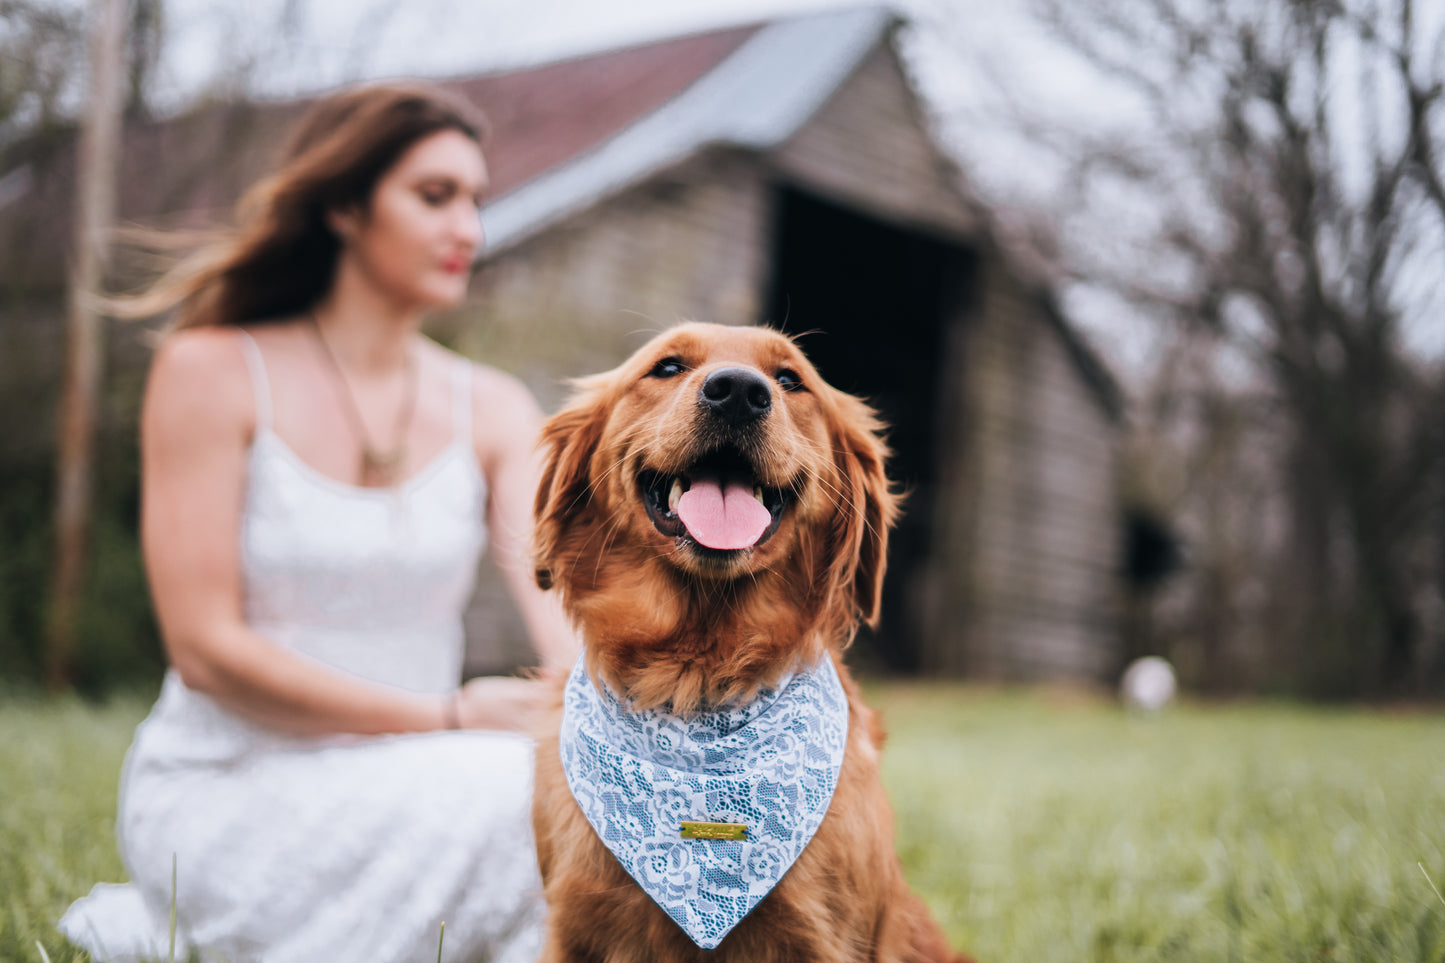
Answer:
[117,81,487,329]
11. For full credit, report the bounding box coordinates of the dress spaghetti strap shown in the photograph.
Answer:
[234,329,273,432]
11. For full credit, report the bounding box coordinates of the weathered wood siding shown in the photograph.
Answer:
[932,258,1123,681]
[771,41,980,237]
[456,150,771,408]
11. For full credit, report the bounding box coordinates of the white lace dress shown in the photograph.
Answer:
[59,333,546,963]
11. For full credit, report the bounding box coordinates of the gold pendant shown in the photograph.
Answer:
[361,448,404,487]
[680,821,748,841]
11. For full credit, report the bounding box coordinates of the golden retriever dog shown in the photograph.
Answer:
[530,322,971,962]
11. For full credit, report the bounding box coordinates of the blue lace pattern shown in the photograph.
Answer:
[558,654,849,949]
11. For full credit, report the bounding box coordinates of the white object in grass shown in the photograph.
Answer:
[1120,657,1177,712]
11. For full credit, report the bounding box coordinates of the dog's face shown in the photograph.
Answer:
[534,323,896,710]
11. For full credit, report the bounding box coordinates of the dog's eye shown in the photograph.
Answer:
[648,357,689,378]
[775,368,806,392]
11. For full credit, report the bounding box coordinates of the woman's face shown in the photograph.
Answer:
[338,128,488,312]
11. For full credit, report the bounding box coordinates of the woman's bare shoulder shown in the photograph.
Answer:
[145,326,256,435]
[151,325,250,373]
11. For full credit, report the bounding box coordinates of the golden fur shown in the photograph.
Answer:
[531,322,972,962]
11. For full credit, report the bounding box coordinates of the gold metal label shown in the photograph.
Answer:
[679,821,748,841]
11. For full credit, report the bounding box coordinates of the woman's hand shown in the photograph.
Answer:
[453,676,555,733]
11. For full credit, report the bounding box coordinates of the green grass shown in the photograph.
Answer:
[871,684,1445,962]
[4,686,1445,962]
[1,693,146,963]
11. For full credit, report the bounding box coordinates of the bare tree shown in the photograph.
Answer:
[123,0,162,116]
[0,1,87,146]
[1002,0,1445,695]
[45,0,127,690]
[1,0,157,146]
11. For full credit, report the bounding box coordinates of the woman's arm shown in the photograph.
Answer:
[472,366,581,673]
[142,328,464,735]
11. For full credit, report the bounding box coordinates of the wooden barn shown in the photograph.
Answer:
[0,7,1125,684]
[456,7,1126,681]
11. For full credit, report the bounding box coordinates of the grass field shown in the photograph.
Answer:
[4,685,1445,962]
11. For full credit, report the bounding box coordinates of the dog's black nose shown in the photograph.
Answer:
[700,367,772,427]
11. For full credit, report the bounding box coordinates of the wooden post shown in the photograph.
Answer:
[46,0,127,690]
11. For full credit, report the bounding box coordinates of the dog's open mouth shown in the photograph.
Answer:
[639,451,788,554]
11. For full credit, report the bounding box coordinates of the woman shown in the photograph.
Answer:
[59,82,576,963]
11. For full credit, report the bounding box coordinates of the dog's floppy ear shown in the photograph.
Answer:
[825,391,899,630]
[533,377,609,592]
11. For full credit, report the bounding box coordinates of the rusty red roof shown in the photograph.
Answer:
[452,25,762,198]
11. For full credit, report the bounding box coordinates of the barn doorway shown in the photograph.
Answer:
[765,185,974,672]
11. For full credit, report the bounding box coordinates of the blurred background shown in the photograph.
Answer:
[2,0,1442,701]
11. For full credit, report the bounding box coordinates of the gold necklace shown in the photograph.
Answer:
[310,316,418,488]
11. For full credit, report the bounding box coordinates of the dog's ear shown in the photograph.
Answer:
[533,377,609,592]
[825,392,899,630]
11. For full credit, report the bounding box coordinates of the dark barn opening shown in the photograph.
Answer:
[764,185,974,672]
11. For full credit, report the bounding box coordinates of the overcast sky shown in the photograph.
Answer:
[160,0,909,92]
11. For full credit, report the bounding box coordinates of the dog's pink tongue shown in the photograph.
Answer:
[676,479,771,550]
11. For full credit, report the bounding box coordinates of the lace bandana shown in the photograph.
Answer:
[558,653,849,949]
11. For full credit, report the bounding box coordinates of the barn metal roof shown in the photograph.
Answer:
[480,6,895,253]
